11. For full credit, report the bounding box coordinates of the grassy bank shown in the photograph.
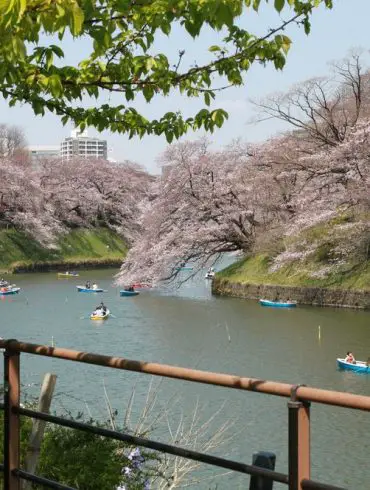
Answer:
[218,254,370,291]
[0,228,127,273]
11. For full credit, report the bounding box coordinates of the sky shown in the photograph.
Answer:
[1,0,369,174]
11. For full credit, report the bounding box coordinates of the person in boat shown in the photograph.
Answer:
[95,302,107,314]
[93,301,107,316]
[345,352,356,364]
[92,283,98,290]
[85,280,91,289]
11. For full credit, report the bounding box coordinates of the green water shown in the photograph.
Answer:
[1,268,369,489]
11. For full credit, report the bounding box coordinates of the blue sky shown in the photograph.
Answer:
[1,0,369,173]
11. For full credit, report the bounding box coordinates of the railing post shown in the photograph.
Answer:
[249,451,276,490]
[4,340,21,490]
[288,386,310,490]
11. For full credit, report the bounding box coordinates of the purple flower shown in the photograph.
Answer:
[128,447,145,469]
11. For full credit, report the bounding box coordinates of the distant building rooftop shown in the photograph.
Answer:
[28,145,60,161]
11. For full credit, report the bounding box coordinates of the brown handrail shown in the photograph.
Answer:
[2,339,370,411]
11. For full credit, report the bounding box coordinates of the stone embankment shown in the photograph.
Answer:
[212,278,370,309]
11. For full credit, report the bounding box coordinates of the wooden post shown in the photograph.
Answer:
[23,373,57,490]
[4,342,21,490]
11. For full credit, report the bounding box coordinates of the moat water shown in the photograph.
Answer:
[1,267,369,489]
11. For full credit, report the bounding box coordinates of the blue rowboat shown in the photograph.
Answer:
[0,287,20,296]
[120,290,139,297]
[175,267,193,271]
[77,286,105,293]
[337,358,370,373]
[259,299,297,308]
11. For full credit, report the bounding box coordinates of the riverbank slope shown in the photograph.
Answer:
[0,228,127,274]
[213,255,370,309]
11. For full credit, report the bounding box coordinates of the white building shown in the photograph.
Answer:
[28,145,60,161]
[60,129,107,160]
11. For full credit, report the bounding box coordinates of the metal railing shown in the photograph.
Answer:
[1,338,365,490]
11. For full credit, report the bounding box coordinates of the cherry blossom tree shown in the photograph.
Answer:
[38,157,154,244]
[117,111,370,285]
[0,154,153,247]
[0,157,61,243]
[116,139,290,285]
[266,121,370,274]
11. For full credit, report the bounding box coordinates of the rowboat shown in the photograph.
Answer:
[337,358,370,373]
[77,286,105,293]
[175,266,193,271]
[58,272,79,277]
[259,299,297,308]
[132,283,151,290]
[0,287,20,296]
[90,309,110,321]
[120,290,139,297]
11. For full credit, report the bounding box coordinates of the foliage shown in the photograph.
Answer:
[0,228,127,272]
[0,413,32,465]
[217,253,370,290]
[0,0,332,141]
[37,422,127,489]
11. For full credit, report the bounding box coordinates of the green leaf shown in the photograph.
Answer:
[46,51,54,70]
[145,57,156,71]
[303,17,311,35]
[19,0,26,16]
[280,35,291,55]
[274,0,285,13]
[32,99,45,115]
[253,0,261,11]
[208,45,221,52]
[160,23,171,35]
[215,3,234,27]
[165,131,174,143]
[204,92,211,106]
[70,2,84,36]
[48,75,63,97]
[50,45,64,58]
